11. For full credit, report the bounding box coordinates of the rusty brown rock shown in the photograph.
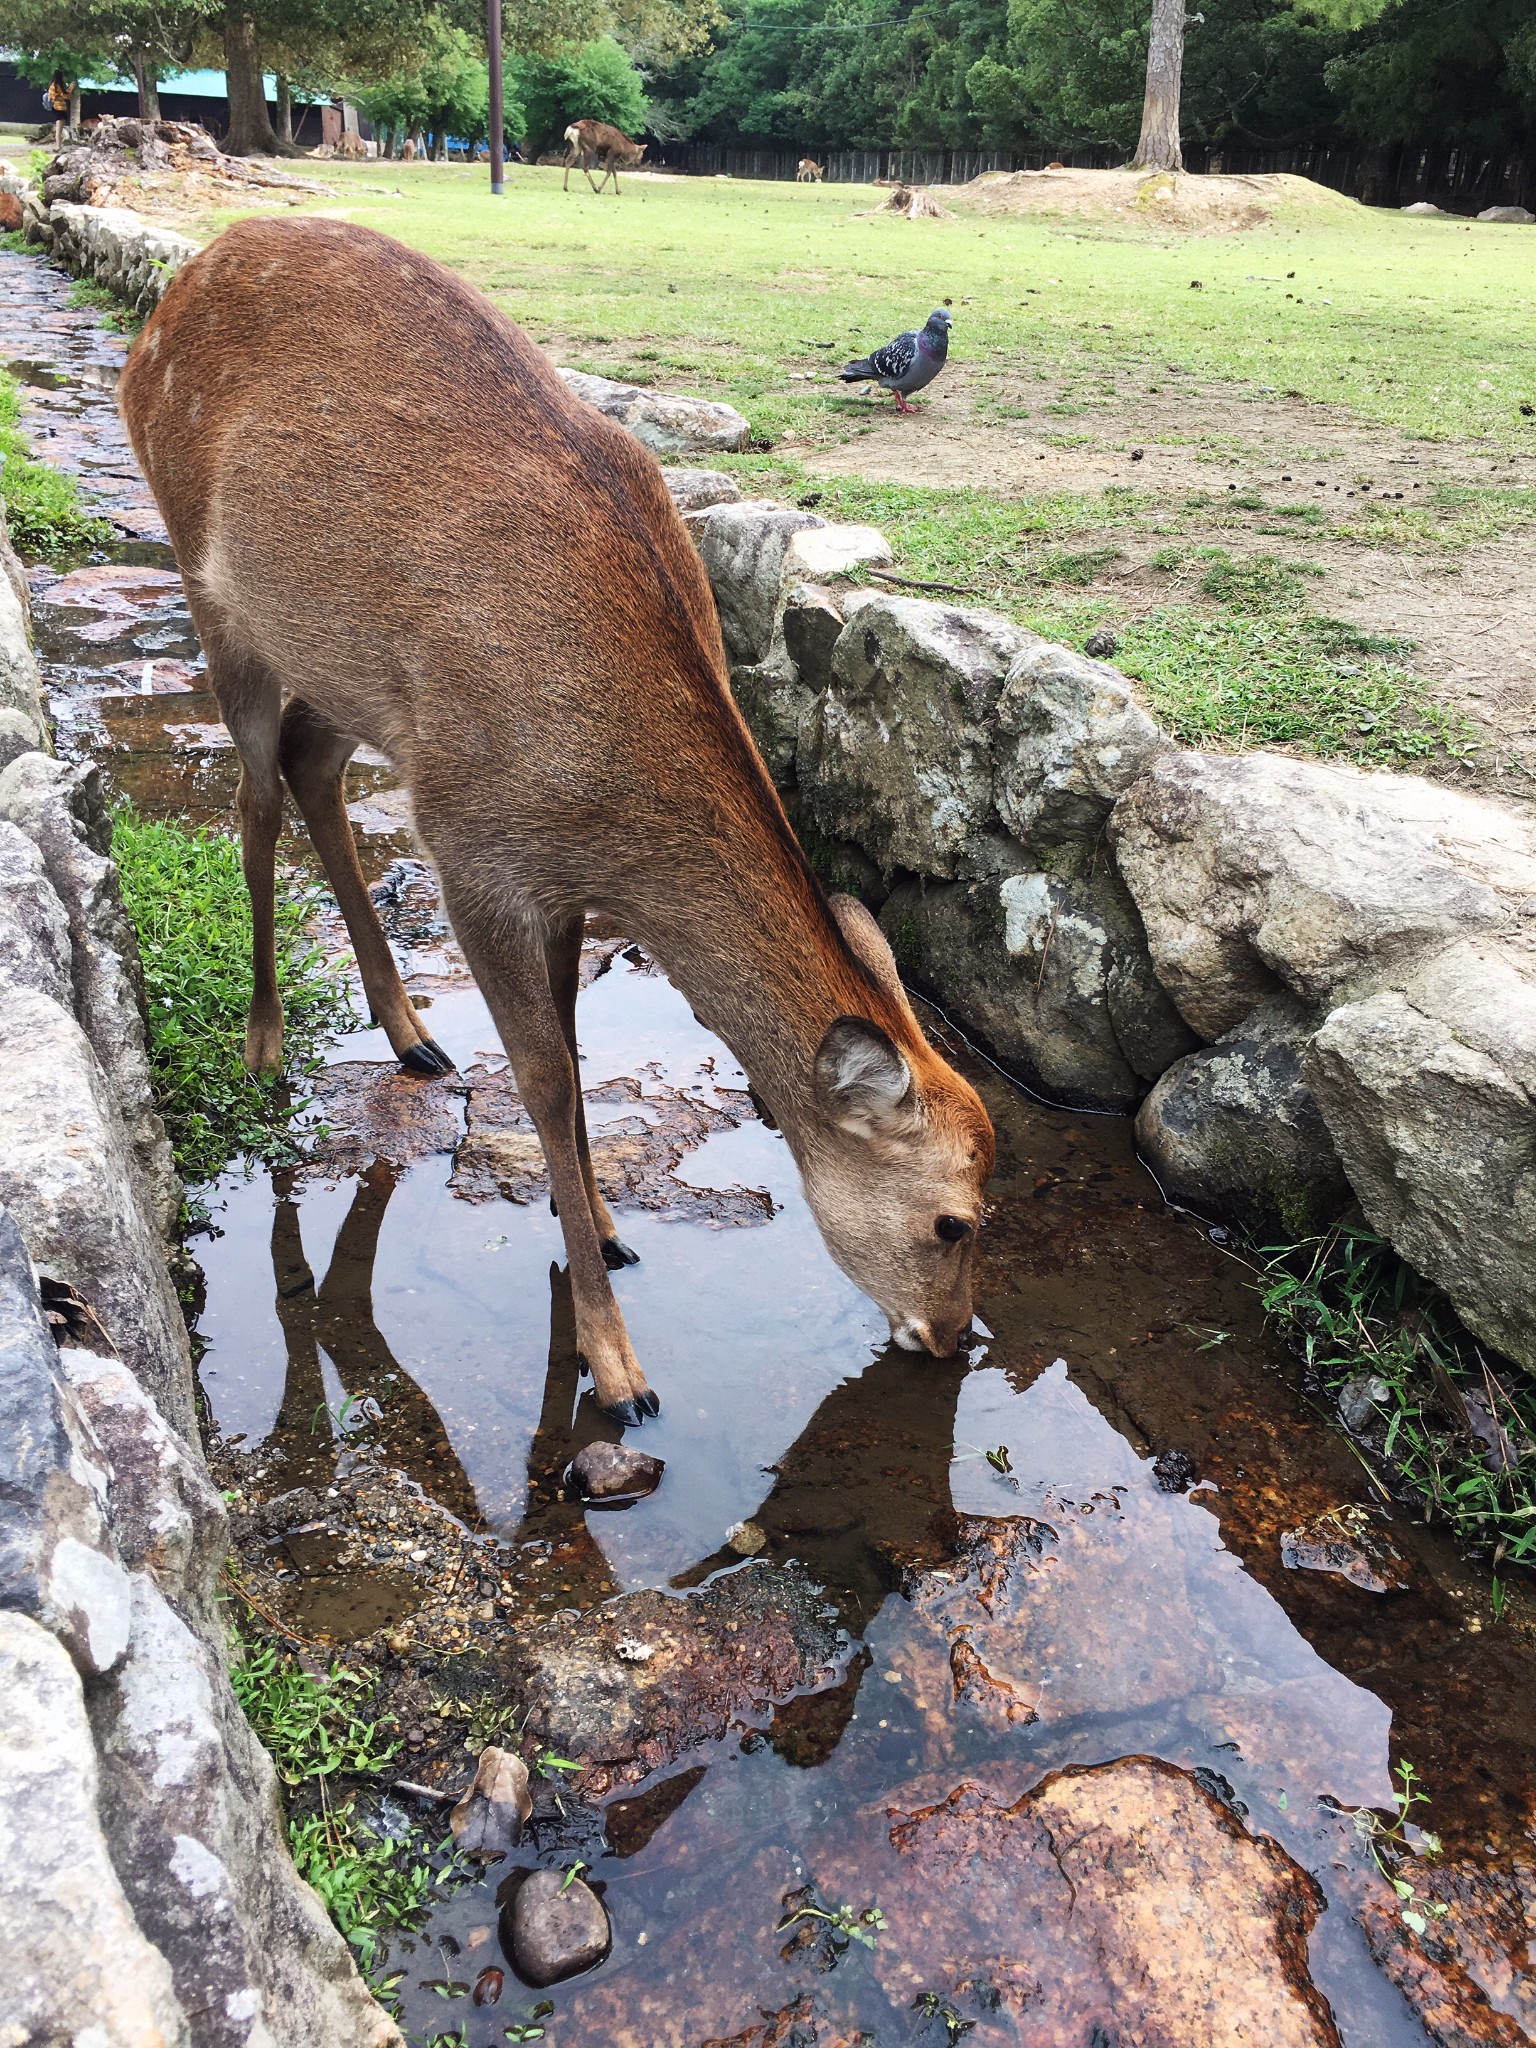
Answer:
[1280,1507,1410,1594]
[1341,1853,1534,2048]
[702,1996,870,2048]
[881,1758,1340,2044]
[512,1565,843,1797]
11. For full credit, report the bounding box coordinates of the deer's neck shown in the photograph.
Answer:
[618,831,896,1147]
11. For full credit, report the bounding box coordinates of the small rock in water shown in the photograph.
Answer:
[472,1966,504,2005]
[1084,630,1119,659]
[1338,1375,1390,1435]
[1281,1507,1409,1594]
[568,1441,664,1502]
[726,1519,767,1555]
[506,1868,612,1986]
[1152,1448,1197,1493]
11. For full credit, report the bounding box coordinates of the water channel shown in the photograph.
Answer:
[6,245,1533,2048]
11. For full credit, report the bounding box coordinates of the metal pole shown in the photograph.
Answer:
[487,0,505,196]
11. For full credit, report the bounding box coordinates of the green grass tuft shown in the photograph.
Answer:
[0,369,116,560]
[1257,1222,1536,1580]
[112,808,353,1184]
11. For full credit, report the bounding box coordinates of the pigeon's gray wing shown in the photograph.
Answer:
[867,331,918,382]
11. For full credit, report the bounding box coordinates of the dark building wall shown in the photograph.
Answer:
[0,63,330,146]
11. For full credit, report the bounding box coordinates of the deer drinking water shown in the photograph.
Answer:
[118,218,994,1425]
[563,119,646,193]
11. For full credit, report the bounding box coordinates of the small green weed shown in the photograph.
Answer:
[64,275,142,334]
[0,371,115,559]
[1352,1760,1451,1938]
[776,1886,886,1948]
[229,1636,401,1784]
[1257,1221,1536,1570]
[113,808,353,1183]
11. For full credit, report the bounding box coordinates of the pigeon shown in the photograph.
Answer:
[840,308,952,413]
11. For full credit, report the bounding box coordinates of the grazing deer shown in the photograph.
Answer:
[796,158,824,183]
[563,118,646,194]
[118,219,993,1425]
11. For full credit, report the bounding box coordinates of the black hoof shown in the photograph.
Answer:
[638,1388,661,1417]
[399,1036,454,1076]
[601,1397,643,1428]
[602,1237,640,1269]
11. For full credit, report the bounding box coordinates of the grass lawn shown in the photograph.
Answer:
[182,166,1536,782]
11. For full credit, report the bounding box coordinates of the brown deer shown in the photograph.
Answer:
[118,218,994,1425]
[796,158,824,183]
[563,118,646,193]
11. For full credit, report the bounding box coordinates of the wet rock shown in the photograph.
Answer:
[798,593,1039,879]
[0,983,195,1437]
[1280,1508,1409,1593]
[505,1866,611,1986]
[1153,1446,1198,1492]
[994,639,1171,848]
[882,1758,1340,2044]
[300,1061,464,1179]
[1136,996,1351,1231]
[451,1745,532,1859]
[0,751,178,1233]
[726,1518,767,1555]
[454,1070,771,1226]
[702,1995,866,2048]
[513,1564,844,1797]
[557,367,750,459]
[1338,1374,1391,1436]
[879,861,1193,1109]
[1344,1852,1535,2046]
[0,1609,190,2047]
[1109,751,1535,1039]
[0,818,71,1003]
[0,1204,133,1677]
[568,1441,664,1502]
[661,466,743,512]
[1307,940,1536,1372]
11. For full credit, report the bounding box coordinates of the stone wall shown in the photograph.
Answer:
[683,495,1536,1375]
[0,512,399,2048]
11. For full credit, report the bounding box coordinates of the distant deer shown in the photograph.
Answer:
[796,158,824,182]
[563,118,646,193]
[119,219,994,1426]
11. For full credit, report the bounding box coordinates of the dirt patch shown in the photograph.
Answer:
[956,166,1351,235]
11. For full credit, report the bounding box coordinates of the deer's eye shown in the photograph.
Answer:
[935,1215,971,1243]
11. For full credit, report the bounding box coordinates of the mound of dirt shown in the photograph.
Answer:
[959,165,1354,235]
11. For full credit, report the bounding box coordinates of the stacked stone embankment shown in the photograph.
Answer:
[0,507,399,2048]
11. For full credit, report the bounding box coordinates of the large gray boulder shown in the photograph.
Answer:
[0,820,72,1004]
[995,641,1172,850]
[0,984,194,1438]
[0,1609,191,2048]
[0,754,178,1232]
[556,367,750,458]
[880,860,1193,1109]
[799,593,1040,879]
[1136,998,1351,1232]
[1308,940,1536,1370]
[687,501,890,668]
[0,508,48,751]
[0,1207,134,1679]
[1110,752,1536,1040]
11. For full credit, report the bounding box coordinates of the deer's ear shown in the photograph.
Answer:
[829,895,912,1014]
[815,1017,917,1138]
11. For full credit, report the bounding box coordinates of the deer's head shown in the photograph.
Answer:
[792,900,994,1357]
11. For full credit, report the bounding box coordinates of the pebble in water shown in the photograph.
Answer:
[568,1441,664,1502]
[505,1869,612,1986]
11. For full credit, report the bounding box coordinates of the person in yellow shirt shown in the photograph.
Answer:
[46,72,71,147]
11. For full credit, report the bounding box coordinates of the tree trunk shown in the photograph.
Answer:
[1129,0,1185,173]
[222,12,297,157]
[275,72,293,145]
[132,55,161,122]
[67,85,81,134]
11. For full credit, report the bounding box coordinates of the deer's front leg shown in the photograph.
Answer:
[436,884,657,1425]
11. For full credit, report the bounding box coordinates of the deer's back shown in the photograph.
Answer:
[119,218,736,820]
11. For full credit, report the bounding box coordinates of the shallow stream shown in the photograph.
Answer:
[7,247,1534,2048]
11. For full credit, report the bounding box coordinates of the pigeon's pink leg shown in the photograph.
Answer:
[894,391,915,415]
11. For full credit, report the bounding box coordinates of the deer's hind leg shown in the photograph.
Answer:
[544,914,639,1272]
[277,696,451,1075]
[203,641,286,1072]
